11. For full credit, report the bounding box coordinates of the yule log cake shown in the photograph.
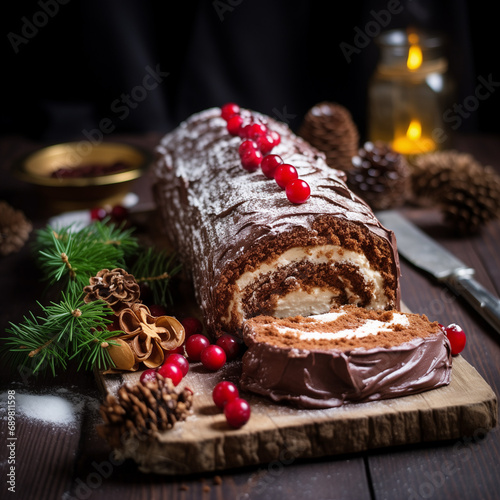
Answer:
[241,306,452,409]
[153,107,400,337]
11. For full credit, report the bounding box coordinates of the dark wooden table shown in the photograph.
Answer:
[1,133,499,500]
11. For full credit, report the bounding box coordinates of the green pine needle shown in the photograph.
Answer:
[3,218,178,376]
[128,247,182,306]
[34,219,139,292]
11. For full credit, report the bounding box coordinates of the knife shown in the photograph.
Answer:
[376,210,500,335]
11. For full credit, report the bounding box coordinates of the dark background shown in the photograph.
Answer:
[1,0,498,143]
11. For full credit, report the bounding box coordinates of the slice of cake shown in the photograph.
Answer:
[240,306,452,408]
[153,107,400,338]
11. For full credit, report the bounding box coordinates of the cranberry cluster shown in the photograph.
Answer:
[140,313,242,388]
[90,204,129,224]
[213,381,251,428]
[221,103,311,204]
[184,326,241,371]
[139,312,250,428]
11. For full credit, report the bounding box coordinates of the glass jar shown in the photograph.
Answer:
[368,29,454,155]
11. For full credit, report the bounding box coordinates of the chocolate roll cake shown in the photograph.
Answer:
[240,306,452,409]
[153,108,401,337]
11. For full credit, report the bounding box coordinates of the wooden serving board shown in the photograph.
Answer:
[95,352,497,475]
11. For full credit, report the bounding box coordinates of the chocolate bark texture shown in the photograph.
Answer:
[153,108,401,337]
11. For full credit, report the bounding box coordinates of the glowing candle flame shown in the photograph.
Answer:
[406,119,422,140]
[392,118,436,155]
[407,43,423,70]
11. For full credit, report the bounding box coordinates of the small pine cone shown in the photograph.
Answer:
[83,268,141,312]
[298,102,359,172]
[410,150,478,201]
[0,201,32,256]
[410,150,500,234]
[347,142,411,210]
[97,374,193,449]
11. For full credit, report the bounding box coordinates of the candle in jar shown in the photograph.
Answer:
[391,119,437,155]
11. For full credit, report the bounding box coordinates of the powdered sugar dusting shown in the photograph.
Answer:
[0,387,99,428]
[154,108,372,259]
[153,107,399,335]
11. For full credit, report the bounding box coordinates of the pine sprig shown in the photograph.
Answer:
[34,219,138,292]
[128,247,182,306]
[89,218,138,257]
[71,328,121,372]
[3,217,179,376]
[3,311,68,376]
[2,293,120,376]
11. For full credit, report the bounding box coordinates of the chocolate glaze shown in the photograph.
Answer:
[153,108,401,337]
[240,313,452,409]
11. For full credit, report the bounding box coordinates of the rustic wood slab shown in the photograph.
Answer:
[95,353,497,475]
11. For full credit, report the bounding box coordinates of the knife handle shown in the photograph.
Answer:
[445,272,500,335]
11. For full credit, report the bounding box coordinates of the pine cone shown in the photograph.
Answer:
[97,374,193,448]
[298,101,359,172]
[83,268,141,312]
[410,150,500,234]
[0,201,32,256]
[347,142,411,210]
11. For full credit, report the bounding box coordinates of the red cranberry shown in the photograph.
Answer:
[90,207,108,221]
[442,324,466,355]
[149,304,167,317]
[140,368,158,384]
[261,154,283,179]
[216,334,241,360]
[286,179,311,204]
[212,381,239,409]
[238,139,257,157]
[185,334,211,362]
[167,345,186,356]
[164,353,189,376]
[269,130,281,146]
[255,134,275,155]
[110,204,128,223]
[181,317,203,338]
[221,102,240,121]
[248,122,268,138]
[239,140,263,172]
[157,362,183,386]
[227,114,244,136]
[239,123,253,139]
[274,163,298,189]
[200,344,226,371]
[224,398,251,428]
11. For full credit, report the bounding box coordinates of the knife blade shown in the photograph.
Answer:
[377,210,500,335]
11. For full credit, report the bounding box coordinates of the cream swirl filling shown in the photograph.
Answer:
[222,245,389,324]
[277,311,410,342]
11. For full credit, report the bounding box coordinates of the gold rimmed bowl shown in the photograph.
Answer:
[14,141,152,212]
